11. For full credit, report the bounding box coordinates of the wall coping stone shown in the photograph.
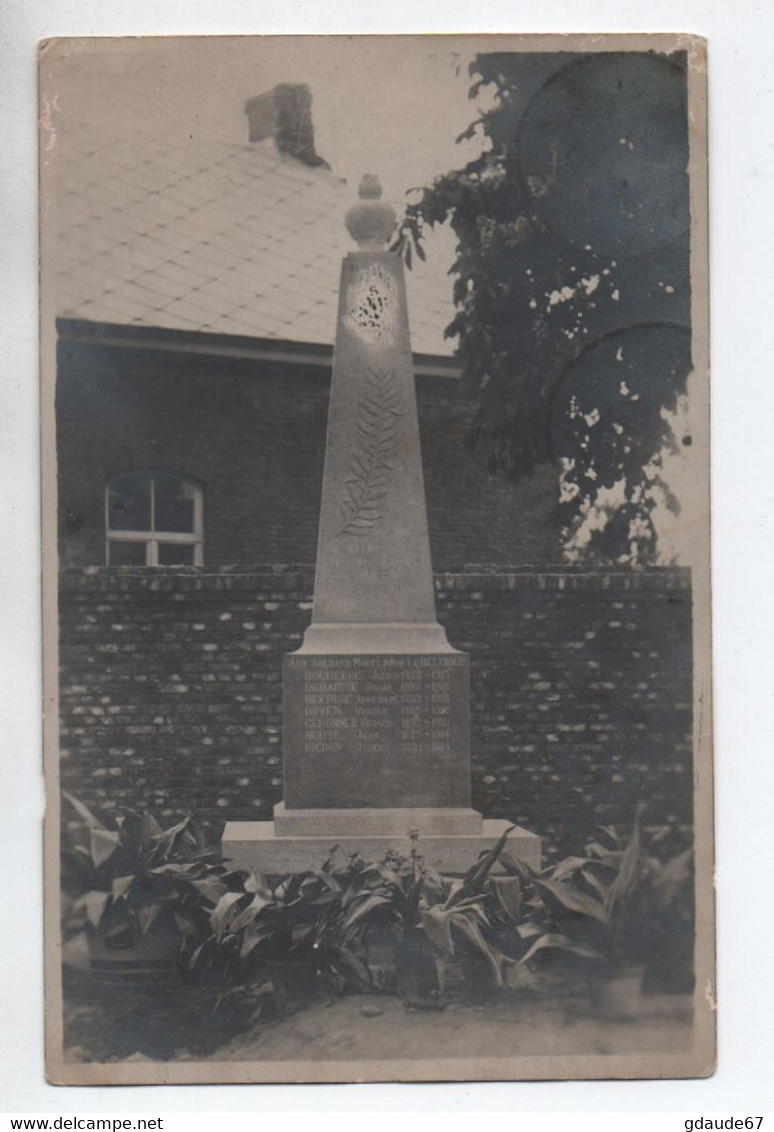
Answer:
[59,564,692,595]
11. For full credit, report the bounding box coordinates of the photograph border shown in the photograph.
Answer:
[38,30,714,1086]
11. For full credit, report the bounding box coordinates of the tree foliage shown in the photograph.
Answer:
[393,52,692,564]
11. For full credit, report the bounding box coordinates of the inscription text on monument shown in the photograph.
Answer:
[283,654,470,809]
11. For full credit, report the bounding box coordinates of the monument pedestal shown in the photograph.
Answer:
[222,806,541,876]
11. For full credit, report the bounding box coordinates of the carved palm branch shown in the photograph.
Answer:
[337,367,403,537]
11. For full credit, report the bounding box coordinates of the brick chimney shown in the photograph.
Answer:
[244,83,329,168]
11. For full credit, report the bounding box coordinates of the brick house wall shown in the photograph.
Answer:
[58,565,692,861]
[55,337,562,571]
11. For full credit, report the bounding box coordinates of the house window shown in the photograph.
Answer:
[106,474,204,565]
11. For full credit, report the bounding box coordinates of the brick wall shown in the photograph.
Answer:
[58,566,692,860]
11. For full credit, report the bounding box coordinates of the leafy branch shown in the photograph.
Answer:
[391,52,692,563]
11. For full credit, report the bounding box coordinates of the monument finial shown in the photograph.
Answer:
[345,173,397,249]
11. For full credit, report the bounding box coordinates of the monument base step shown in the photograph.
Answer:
[221,818,541,876]
[273,801,483,837]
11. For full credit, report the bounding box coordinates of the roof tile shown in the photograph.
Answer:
[56,126,455,356]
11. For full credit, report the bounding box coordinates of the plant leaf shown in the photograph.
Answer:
[580,867,610,903]
[531,876,609,925]
[89,828,120,868]
[143,812,164,839]
[445,825,516,907]
[516,921,542,940]
[138,901,162,935]
[155,815,191,847]
[490,875,522,920]
[111,875,134,902]
[291,923,315,948]
[240,921,275,959]
[63,791,105,830]
[341,893,392,937]
[78,890,109,931]
[551,856,595,882]
[211,891,245,941]
[651,847,693,910]
[433,953,448,996]
[313,868,341,893]
[336,946,373,989]
[444,878,464,903]
[190,875,229,906]
[518,932,606,967]
[148,862,199,879]
[419,906,455,957]
[172,910,197,938]
[594,824,622,850]
[419,862,446,906]
[244,868,272,899]
[116,810,148,860]
[185,816,207,852]
[585,841,621,864]
[187,937,213,970]
[605,805,644,915]
[228,893,273,934]
[497,849,536,881]
[61,846,98,891]
[450,911,506,986]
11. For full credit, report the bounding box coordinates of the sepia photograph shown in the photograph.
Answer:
[39,33,713,1085]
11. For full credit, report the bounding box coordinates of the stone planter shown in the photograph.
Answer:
[86,926,180,987]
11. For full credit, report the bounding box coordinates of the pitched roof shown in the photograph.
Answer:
[54,126,456,357]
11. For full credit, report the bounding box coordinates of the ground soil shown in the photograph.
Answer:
[197,988,693,1064]
[63,940,693,1068]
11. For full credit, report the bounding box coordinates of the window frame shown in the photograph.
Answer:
[105,474,204,566]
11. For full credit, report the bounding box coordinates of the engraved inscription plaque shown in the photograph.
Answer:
[283,654,470,809]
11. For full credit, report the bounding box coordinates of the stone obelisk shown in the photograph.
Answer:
[222,177,540,872]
